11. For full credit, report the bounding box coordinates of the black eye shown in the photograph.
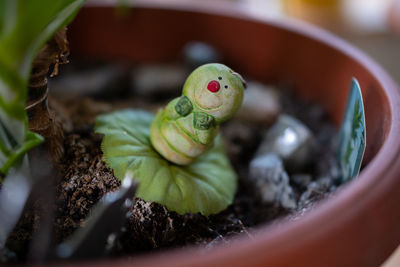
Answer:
[224,85,228,89]
[218,77,222,80]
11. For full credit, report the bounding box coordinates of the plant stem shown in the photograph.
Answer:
[26,27,69,162]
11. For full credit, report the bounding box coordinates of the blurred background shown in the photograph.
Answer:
[152,0,400,83]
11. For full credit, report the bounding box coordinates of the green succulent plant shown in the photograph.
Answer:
[337,78,366,183]
[0,0,85,179]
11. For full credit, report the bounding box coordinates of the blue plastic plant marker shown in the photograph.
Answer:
[337,78,366,183]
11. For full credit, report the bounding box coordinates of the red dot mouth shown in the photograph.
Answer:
[207,80,220,93]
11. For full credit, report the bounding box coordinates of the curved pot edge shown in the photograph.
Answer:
[72,1,400,266]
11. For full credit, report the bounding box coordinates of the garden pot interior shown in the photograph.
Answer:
[66,1,400,266]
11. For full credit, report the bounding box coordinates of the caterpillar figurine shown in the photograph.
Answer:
[150,63,246,165]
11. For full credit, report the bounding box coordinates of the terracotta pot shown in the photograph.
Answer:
[67,1,400,266]
[389,0,400,34]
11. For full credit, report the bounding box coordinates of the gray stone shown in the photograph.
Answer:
[131,64,187,96]
[249,153,297,209]
[236,81,280,125]
[183,42,221,68]
[256,114,316,172]
[205,235,229,250]
[50,64,129,98]
[291,174,312,189]
[298,176,335,209]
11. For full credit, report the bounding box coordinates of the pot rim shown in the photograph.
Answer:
[77,1,400,266]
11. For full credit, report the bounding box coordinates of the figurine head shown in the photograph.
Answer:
[183,63,246,123]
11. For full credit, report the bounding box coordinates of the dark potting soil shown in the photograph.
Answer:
[4,64,340,261]
[51,99,289,256]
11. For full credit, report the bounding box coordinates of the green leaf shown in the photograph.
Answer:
[95,110,237,216]
[0,131,44,176]
[0,0,85,83]
[337,78,366,183]
[0,0,85,176]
